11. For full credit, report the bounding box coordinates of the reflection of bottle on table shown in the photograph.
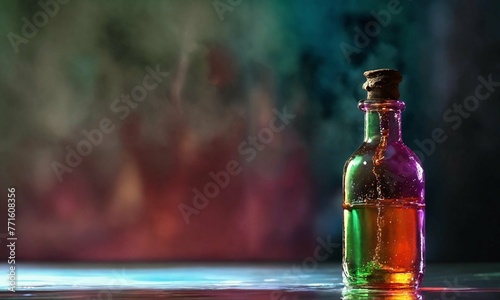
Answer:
[342,69,425,289]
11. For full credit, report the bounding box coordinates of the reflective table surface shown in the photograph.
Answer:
[1,263,499,299]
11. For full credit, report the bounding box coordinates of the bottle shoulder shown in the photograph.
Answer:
[345,141,423,167]
[344,142,425,185]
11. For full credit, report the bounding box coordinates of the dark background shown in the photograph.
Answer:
[0,0,499,262]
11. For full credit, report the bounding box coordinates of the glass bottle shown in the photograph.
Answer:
[342,69,425,289]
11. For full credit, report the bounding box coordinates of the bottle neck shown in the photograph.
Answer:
[359,100,405,144]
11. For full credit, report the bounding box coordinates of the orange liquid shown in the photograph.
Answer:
[343,198,425,288]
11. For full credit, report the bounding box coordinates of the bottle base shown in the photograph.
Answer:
[343,271,422,290]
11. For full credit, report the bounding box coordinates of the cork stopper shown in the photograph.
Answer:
[362,69,402,100]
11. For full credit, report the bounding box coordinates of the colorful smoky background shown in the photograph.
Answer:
[0,0,499,262]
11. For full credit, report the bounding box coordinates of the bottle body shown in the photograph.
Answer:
[342,99,425,289]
